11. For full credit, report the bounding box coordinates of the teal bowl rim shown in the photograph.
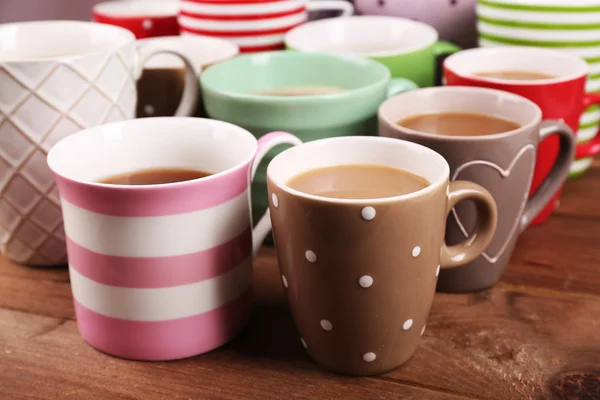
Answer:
[199,50,391,104]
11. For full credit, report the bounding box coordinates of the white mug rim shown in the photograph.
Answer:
[0,21,136,63]
[47,117,259,190]
[444,46,589,86]
[267,136,449,205]
[93,0,180,18]
[284,16,439,58]
[379,86,543,142]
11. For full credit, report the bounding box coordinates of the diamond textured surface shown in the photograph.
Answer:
[0,44,137,265]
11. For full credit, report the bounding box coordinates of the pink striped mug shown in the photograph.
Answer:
[47,117,301,360]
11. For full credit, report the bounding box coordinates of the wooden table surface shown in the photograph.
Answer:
[2,162,600,400]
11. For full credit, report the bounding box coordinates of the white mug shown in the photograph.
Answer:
[0,21,199,265]
[47,117,301,360]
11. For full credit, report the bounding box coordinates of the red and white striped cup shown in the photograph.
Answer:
[47,117,301,360]
[93,0,180,39]
[179,0,354,53]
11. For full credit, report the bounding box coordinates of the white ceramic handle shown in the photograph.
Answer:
[306,0,354,16]
[134,43,199,117]
[251,131,303,256]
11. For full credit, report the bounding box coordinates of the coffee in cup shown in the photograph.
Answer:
[397,112,520,136]
[287,164,428,199]
[380,86,576,292]
[267,136,498,375]
[47,117,302,361]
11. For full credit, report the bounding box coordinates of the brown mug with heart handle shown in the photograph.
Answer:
[379,86,576,292]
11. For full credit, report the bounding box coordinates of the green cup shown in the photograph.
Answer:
[201,51,416,229]
[284,16,460,88]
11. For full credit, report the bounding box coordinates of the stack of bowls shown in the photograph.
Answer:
[178,0,353,53]
[476,0,600,177]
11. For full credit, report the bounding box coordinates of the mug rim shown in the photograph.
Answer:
[200,50,391,103]
[379,86,543,142]
[137,35,239,69]
[0,20,136,63]
[284,16,439,58]
[443,46,589,86]
[92,0,180,17]
[47,117,258,190]
[267,136,449,205]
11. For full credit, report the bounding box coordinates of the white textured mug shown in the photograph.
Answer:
[47,117,301,360]
[0,21,199,265]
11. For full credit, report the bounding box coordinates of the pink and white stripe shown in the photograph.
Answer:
[47,117,301,360]
[178,0,353,53]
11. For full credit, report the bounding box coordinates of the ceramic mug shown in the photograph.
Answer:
[285,16,460,87]
[201,50,417,228]
[179,0,354,53]
[477,0,600,177]
[267,136,498,375]
[379,86,576,292]
[47,117,301,360]
[92,0,180,39]
[0,21,199,266]
[135,35,239,118]
[354,0,478,49]
[444,47,598,225]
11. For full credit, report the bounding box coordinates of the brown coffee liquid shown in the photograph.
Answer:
[474,70,556,80]
[286,164,429,199]
[136,68,186,117]
[255,85,345,96]
[397,112,520,136]
[99,168,211,185]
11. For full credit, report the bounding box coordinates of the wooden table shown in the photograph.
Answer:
[2,163,600,400]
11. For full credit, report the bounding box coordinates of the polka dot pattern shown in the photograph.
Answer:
[305,250,317,263]
[320,320,333,331]
[281,275,288,288]
[403,319,413,331]
[363,352,376,362]
[361,206,376,220]
[272,193,279,208]
[142,19,153,30]
[359,275,373,288]
[144,104,155,116]
[412,246,421,257]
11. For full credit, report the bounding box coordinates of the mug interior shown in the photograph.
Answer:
[268,136,448,203]
[444,47,589,85]
[380,86,542,138]
[0,21,135,61]
[201,51,389,97]
[285,16,438,57]
[93,0,179,17]
[47,118,257,185]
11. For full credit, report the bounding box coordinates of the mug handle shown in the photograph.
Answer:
[440,181,498,269]
[520,120,576,230]
[575,92,600,159]
[306,0,354,16]
[387,78,418,98]
[134,43,199,117]
[251,131,303,255]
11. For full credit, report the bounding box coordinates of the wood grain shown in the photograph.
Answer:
[2,162,600,399]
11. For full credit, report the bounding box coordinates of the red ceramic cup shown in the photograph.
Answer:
[444,47,599,226]
[93,0,180,39]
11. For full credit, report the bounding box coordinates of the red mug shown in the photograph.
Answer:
[444,47,596,226]
[92,0,180,39]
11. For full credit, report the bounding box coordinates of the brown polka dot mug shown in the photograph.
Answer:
[266,136,498,376]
